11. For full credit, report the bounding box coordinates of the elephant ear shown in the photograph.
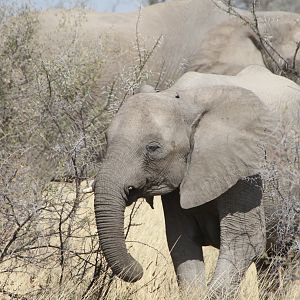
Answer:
[180,86,274,209]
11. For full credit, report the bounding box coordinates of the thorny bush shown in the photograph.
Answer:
[0,2,164,299]
[0,1,299,299]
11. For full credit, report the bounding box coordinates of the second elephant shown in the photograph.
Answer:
[35,0,300,94]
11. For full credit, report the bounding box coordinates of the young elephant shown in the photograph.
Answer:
[93,65,300,295]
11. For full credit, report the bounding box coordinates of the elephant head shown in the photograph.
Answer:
[189,13,300,78]
[94,84,273,282]
[249,16,300,79]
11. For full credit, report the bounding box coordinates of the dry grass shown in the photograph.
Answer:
[0,184,298,300]
[0,2,299,299]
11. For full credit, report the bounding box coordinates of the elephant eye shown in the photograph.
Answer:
[146,142,161,153]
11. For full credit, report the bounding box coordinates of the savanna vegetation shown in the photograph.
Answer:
[0,0,299,299]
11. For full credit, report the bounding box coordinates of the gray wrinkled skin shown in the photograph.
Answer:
[94,66,300,295]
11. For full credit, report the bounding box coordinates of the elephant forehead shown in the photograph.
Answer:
[108,96,182,141]
[121,94,179,122]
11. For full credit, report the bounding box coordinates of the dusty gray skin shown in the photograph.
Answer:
[36,0,300,92]
[94,66,300,294]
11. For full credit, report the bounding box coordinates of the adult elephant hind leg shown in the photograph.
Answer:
[209,175,266,298]
[162,189,206,293]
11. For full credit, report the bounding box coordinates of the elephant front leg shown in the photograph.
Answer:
[162,190,205,290]
[210,176,266,297]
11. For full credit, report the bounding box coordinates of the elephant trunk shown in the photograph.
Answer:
[94,172,143,282]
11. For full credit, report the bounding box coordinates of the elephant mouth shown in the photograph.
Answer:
[125,183,174,206]
[125,187,142,206]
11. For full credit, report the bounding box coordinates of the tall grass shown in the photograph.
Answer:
[0,1,299,299]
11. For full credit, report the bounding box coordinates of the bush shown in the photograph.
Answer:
[0,1,299,299]
[0,2,154,298]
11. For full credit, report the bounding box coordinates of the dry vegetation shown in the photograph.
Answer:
[0,189,298,300]
[0,1,299,299]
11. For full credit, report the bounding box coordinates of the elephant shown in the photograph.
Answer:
[34,0,300,97]
[93,65,300,295]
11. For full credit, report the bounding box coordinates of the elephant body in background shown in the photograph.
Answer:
[93,65,300,295]
[35,0,300,96]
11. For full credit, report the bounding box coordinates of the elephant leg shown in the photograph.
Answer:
[162,189,205,290]
[209,176,266,297]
